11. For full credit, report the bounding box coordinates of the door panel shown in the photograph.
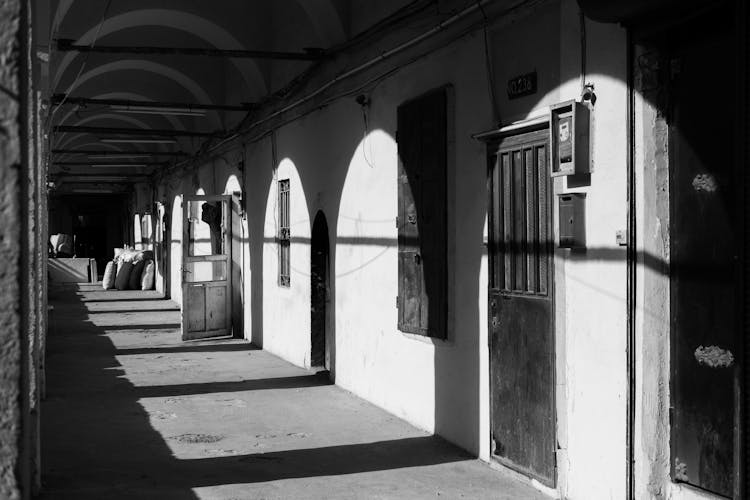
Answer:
[669,13,737,496]
[206,285,228,331]
[186,284,206,332]
[182,195,232,340]
[489,129,555,486]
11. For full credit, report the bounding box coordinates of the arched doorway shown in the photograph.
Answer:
[310,210,329,368]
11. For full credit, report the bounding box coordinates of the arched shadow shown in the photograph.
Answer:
[261,157,312,367]
[169,194,183,305]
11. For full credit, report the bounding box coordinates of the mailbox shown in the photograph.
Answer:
[550,100,590,176]
[558,193,586,249]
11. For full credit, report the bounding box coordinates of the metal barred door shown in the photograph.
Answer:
[488,128,555,486]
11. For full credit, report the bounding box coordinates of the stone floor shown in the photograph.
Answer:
[41,283,548,500]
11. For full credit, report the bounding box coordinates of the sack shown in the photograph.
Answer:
[102,261,116,290]
[129,260,146,290]
[118,249,140,263]
[141,260,155,290]
[115,261,133,290]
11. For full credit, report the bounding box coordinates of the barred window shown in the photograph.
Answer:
[278,179,290,287]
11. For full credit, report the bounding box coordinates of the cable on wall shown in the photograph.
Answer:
[478,0,501,127]
[579,8,587,92]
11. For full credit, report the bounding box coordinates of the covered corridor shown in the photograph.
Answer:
[42,284,544,499]
[2,1,749,499]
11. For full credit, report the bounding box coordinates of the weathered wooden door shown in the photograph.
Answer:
[668,12,738,496]
[488,128,555,486]
[182,195,232,340]
[396,87,447,338]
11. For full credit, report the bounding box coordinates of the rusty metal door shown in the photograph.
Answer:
[488,128,555,486]
[181,195,232,340]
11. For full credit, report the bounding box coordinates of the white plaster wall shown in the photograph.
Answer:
[153,2,635,498]
[170,192,183,306]
[335,128,440,429]
[154,201,166,294]
[133,213,142,250]
[262,158,312,367]
[554,8,629,499]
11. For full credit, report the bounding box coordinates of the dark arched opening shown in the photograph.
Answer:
[311,210,329,368]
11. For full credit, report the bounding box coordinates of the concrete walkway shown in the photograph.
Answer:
[42,284,548,500]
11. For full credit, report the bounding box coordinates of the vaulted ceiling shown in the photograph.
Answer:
[43,0,415,194]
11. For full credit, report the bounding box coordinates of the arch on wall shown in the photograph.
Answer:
[296,0,346,45]
[57,91,188,130]
[58,59,223,129]
[56,91,192,151]
[133,213,142,250]
[261,157,312,366]
[52,9,267,96]
[141,213,153,250]
[55,113,166,149]
[224,174,247,338]
[154,201,169,295]
[170,194,183,305]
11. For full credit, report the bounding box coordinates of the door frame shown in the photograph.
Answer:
[181,194,232,340]
[484,124,557,487]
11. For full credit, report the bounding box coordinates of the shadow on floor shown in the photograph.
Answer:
[42,285,471,499]
[115,343,259,356]
[95,323,182,331]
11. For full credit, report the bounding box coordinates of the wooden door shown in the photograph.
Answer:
[396,87,447,338]
[182,195,232,340]
[488,128,555,486]
[668,11,738,496]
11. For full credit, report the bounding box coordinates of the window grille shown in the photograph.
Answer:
[278,179,290,287]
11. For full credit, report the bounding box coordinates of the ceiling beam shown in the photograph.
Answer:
[52,161,167,167]
[56,39,326,61]
[52,149,189,157]
[53,125,219,137]
[52,175,150,181]
[50,95,254,112]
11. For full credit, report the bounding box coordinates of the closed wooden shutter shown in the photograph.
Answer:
[397,87,447,338]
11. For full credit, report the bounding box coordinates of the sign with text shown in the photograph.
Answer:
[507,71,537,99]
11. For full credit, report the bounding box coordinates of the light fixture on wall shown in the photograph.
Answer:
[110,105,206,117]
[581,83,596,105]
[70,188,115,194]
[101,138,177,145]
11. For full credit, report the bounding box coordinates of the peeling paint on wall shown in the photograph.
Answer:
[694,345,734,368]
[674,457,689,481]
[691,173,718,193]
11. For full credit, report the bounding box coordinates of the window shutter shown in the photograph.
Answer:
[396,88,448,338]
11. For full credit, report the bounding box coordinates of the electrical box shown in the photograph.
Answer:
[550,100,590,177]
[558,193,586,249]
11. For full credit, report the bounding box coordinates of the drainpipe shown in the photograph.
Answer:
[625,27,637,500]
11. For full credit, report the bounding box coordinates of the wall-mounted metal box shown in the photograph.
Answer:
[549,100,590,177]
[558,193,586,249]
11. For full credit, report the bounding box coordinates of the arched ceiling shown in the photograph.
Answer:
[45,0,361,191]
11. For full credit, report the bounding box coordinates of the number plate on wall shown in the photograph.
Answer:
[507,71,537,99]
